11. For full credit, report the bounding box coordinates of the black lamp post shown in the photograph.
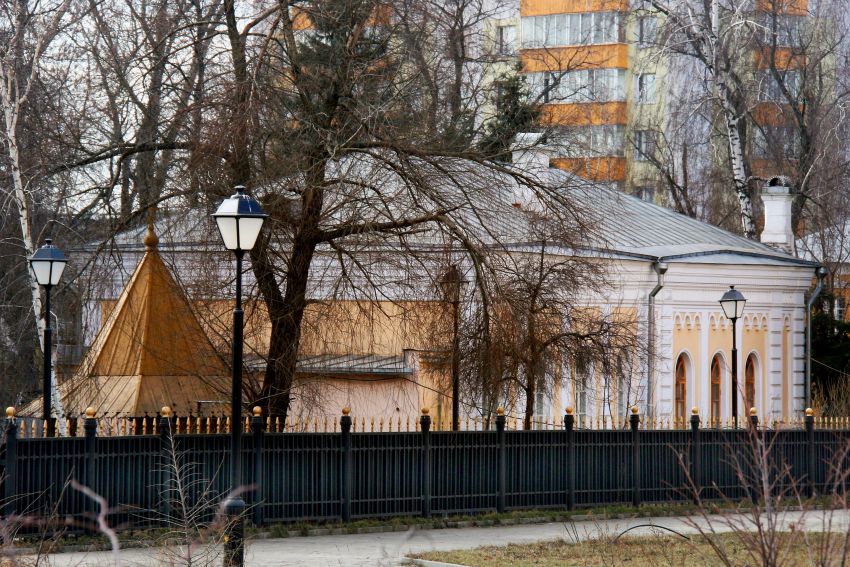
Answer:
[719,285,746,429]
[213,186,267,567]
[29,238,67,437]
[440,265,468,432]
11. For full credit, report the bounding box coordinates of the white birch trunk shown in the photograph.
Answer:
[0,0,71,430]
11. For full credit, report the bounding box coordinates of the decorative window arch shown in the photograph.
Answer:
[710,354,724,426]
[675,353,688,421]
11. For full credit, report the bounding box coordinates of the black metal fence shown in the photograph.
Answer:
[1,410,847,528]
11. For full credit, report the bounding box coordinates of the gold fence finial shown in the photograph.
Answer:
[750,407,757,416]
[805,407,814,417]
[161,406,172,418]
[496,407,504,416]
[566,406,574,415]
[85,407,96,418]
[421,407,430,416]
[5,407,15,419]
[631,406,639,415]
[253,406,262,417]
[691,407,699,415]
[342,407,351,416]
[144,206,159,250]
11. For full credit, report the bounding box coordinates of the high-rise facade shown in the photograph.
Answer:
[483,0,811,205]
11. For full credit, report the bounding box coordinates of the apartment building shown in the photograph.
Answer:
[483,1,663,198]
[483,0,812,204]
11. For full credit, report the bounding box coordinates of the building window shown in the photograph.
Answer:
[635,73,656,104]
[745,354,757,412]
[616,354,629,420]
[675,354,687,422]
[636,186,655,201]
[633,130,657,161]
[753,125,800,159]
[711,355,722,426]
[759,69,800,102]
[552,125,625,158]
[835,296,846,321]
[762,13,805,48]
[527,69,626,104]
[575,354,591,426]
[637,16,657,47]
[521,12,621,49]
[496,24,517,55]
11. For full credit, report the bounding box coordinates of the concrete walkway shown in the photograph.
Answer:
[34,509,850,566]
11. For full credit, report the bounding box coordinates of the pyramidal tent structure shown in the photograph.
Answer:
[30,214,230,417]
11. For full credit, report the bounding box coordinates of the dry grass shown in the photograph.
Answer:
[413,532,835,566]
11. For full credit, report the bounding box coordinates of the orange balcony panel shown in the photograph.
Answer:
[755,47,805,69]
[521,45,628,72]
[755,0,808,16]
[521,0,629,16]
[540,102,628,126]
[753,103,797,126]
[751,159,796,179]
[551,157,626,182]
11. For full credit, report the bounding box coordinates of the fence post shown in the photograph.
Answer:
[690,407,701,504]
[495,407,506,514]
[749,408,759,505]
[565,407,575,511]
[340,407,352,523]
[251,407,264,526]
[159,406,173,518]
[3,407,18,517]
[630,406,641,507]
[805,407,816,498]
[420,408,432,518]
[84,407,97,490]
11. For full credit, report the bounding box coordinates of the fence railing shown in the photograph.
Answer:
[1,406,848,529]
[10,409,849,439]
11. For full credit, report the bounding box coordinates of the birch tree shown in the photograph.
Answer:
[0,0,72,416]
[649,0,759,238]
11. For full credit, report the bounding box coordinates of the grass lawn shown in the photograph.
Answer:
[413,532,842,566]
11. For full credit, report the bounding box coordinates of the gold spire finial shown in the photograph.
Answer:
[6,407,15,418]
[566,406,574,415]
[631,406,639,415]
[342,407,351,416]
[421,407,429,415]
[692,407,699,415]
[85,407,95,418]
[750,407,757,416]
[496,407,504,416]
[805,407,814,417]
[144,207,159,250]
[253,406,262,417]
[161,406,172,418]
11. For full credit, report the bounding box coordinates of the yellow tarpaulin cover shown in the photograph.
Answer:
[27,217,229,417]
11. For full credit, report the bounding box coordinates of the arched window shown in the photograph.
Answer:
[616,354,629,419]
[675,354,687,421]
[711,355,723,425]
[745,354,757,412]
[575,354,591,426]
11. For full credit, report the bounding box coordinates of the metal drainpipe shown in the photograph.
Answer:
[647,261,668,418]
[805,266,827,408]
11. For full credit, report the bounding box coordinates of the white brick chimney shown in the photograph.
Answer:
[510,132,554,211]
[760,177,795,254]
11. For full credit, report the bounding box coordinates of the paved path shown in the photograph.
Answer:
[34,509,850,566]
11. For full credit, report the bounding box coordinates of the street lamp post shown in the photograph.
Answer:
[29,238,67,437]
[213,186,267,567]
[719,285,747,429]
[440,265,468,432]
